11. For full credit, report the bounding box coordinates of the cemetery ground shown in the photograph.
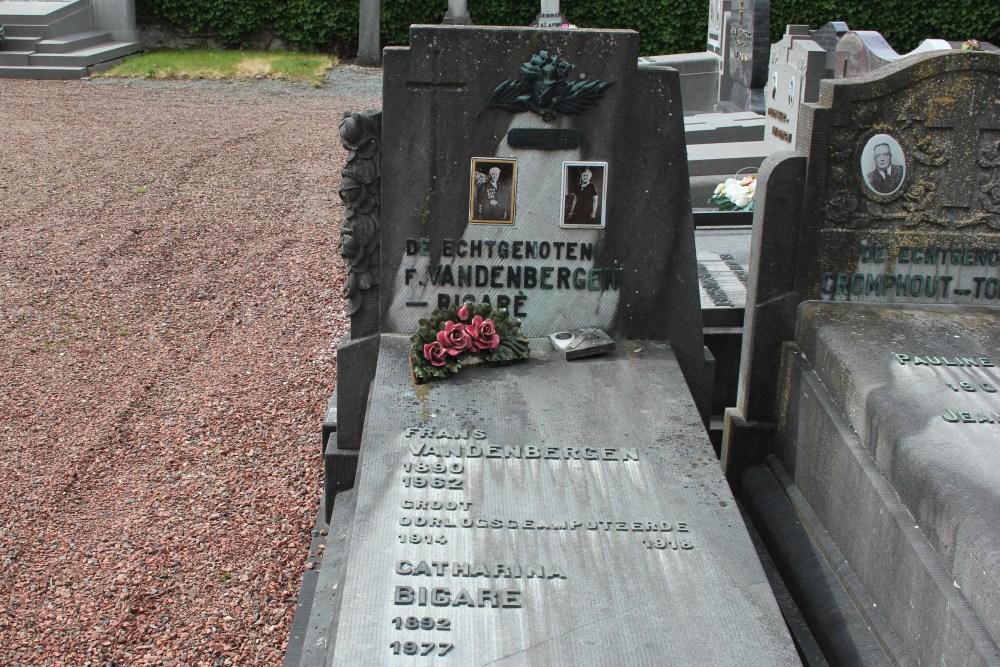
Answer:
[0,67,380,664]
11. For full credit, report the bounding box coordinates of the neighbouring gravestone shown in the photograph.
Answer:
[833,31,978,80]
[809,21,849,76]
[719,0,770,113]
[324,25,799,665]
[762,26,828,151]
[753,303,1000,664]
[706,0,728,56]
[356,0,380,66]
[442,0,471,25]
[718,49,1000,662]
[534,0,565,28]
[724,49,1000,465]
[834,31,911,79]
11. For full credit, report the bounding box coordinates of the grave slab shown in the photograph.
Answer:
[328,335,798,665]
[774,302,1000,664]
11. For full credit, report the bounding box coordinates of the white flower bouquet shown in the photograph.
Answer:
[708,173,757,211]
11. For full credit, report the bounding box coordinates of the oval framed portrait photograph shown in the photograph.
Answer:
[860,134,906,197]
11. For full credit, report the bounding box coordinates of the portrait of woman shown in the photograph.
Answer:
[561,162,607,228]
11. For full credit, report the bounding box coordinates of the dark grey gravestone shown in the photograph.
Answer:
[328,336,798,665]
[374,26,709,418]
[809,21,849,76]
[724,50,1000,477]
[763,26,827,151]
[706,0,728,56]
[773,302,1000,663]
[720,0,770,113]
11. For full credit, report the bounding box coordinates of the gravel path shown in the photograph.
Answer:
[0,66,381,665]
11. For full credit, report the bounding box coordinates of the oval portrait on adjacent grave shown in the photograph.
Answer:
[860,134,906,197]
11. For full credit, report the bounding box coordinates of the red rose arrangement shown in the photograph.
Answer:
[410,302,529,383]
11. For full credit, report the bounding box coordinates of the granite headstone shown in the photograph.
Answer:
[323,25,801,666]
[373,26,709,408]
[706,0,728,56]
[763,26,828,151]
[335,26,713,467]
[721,50,1000,662]
[720,0,770,113]
[809,21,849,75]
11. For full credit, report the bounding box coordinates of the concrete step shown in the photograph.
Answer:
[35,29,111,53]
[0,2,95,39]
[0,50,32,66]
[684,111,766,145]
[28,40,141,67]
[686,140,774,177]
[0,35,40,51]
[0,23,49,39]
[0,0,89,25]
[0,64,88,79]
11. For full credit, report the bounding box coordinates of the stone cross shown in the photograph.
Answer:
[403,47,467,208]
[921,93,1000,211]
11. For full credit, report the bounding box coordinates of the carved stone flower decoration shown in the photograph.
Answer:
[981,178,1000,214]
[903,180,936,212]
[914,134,948,167]
[824,191,858,222]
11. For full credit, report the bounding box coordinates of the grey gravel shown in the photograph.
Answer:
[0,67,381,665]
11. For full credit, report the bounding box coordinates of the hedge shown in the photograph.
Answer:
[770,0,1000,53]
[136,0,998,57]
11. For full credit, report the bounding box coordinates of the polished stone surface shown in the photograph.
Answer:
[329,335,798,665]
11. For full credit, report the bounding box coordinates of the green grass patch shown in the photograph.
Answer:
[98,49,336,87]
